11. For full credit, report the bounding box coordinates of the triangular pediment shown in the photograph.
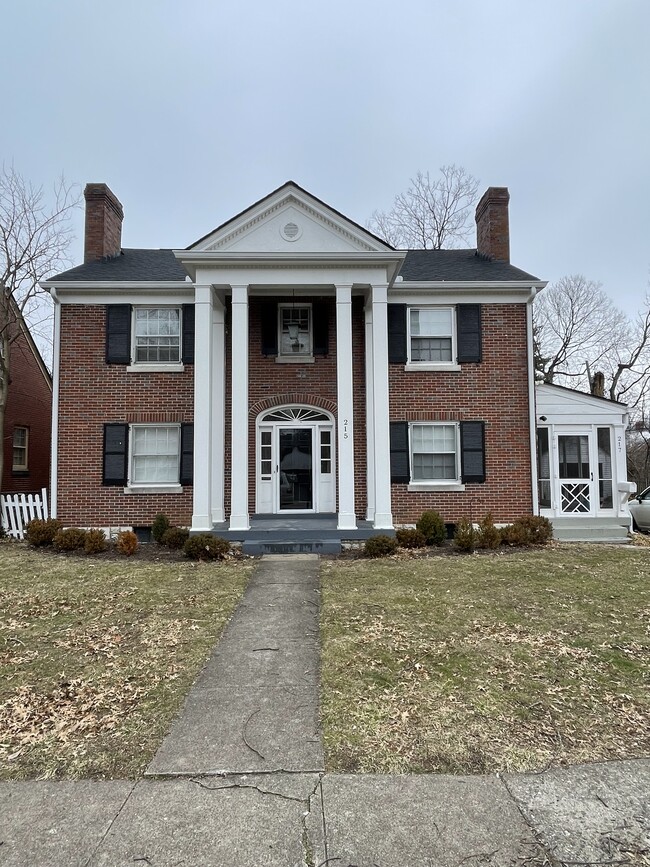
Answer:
[187,181,394,255]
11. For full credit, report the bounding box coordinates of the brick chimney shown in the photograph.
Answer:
[591,371,605,398]
[475,187,510,262]
[84,183,124,263]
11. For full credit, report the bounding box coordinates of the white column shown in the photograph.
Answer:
[371,284,393,529]
[192,284,214,530]
[364,299,376,522]
[229,284,250,531]
[211,295,226,523]
[336,284,357,530]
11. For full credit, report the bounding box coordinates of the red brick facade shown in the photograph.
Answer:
[57,305,193,526]
[55,298,532,529]
[2,328,52,494]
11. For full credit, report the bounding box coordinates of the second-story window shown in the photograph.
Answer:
[12,427,29,471]
[279,304,312,357]
[134,308,181,363]
[408,307,455,363]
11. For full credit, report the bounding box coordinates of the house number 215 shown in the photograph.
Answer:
[343,419,349,439]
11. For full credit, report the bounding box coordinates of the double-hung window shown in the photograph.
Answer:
[12,427,29,472]
[133,308,181,364]
[410,423,459,483]
[278,304,312,358]
[408,307,455,364]
[130,425,180,486]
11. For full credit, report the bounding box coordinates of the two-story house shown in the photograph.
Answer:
[43,181,632,550]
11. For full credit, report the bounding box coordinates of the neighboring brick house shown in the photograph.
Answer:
[1,314,52,494]
[45,181,629,547]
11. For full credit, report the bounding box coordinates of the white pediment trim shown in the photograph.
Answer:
[187,183,395,255]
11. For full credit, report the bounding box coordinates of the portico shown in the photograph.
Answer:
[174,182,404,535]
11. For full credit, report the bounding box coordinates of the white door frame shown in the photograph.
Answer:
[255,406,336,515]
[554,427,598,517]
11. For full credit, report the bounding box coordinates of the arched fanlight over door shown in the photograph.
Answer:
[262,407,331,423]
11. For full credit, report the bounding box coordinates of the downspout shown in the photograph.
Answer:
[526,287,539,514]
[46,286,61,519]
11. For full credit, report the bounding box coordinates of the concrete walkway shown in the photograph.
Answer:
[1,555,648,865]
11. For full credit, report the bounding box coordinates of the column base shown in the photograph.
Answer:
[211,507,225,524]
[337,512,357,531]
[229,514,250,532]
[191,514,213,532]
[372,512,394,530]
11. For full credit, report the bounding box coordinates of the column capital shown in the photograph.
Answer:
[230,284,249,304]
[194,283,214,305]
[335,283,353,303]
[370,283,389,304]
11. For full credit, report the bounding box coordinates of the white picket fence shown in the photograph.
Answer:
[0,488,49,539]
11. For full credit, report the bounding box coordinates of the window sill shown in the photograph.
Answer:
[404,363,462,372]
[275,356,315,364]
[123,485,183,495]
[408,483,466,493]
[126,363,185,373]
[12,469,30,477]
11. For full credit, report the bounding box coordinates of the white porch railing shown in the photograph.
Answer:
[0,488,49,539]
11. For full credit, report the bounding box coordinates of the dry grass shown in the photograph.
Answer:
[321,545,650,774]
[0,542,252,780]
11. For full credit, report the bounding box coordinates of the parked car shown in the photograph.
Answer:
[629,487,650,531]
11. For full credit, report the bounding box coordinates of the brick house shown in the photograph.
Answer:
[1,314,52,495]
[43,181,633,548]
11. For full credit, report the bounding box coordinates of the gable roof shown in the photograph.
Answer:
[48,249,189,283]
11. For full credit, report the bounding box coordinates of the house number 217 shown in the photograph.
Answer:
[343,419,349,439]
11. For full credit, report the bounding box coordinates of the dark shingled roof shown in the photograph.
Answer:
[399,249,540,282]
[50,249,189,282]
[49,246,540,284]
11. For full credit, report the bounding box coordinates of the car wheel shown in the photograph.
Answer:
[632,516,643,533]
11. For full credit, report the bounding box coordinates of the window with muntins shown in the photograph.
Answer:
[134,308,181,363]
[279,305,312,357]
[408,307,454,363]
[410,423,459,482]
[12,427,28,471]
[131,425,180,485]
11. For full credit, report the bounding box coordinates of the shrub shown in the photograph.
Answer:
[116,530,139,556]
[453,518,476,552]
[152,513,171,543]
[84,528,108,554]
[395,528,427,549]
[416,510,446,546]
[184,534,230,561]
[53,527,88,552]
[161,526,190,549]
[477,513,501,549]
[364,535,398,558]
[501,515,553,547]
[25,518,62,547]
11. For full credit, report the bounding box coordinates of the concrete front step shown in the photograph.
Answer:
[242,539,342,555]
[550,517,630,543]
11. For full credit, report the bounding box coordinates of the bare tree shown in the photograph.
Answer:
[368,165,480,249]
[534,274,650,406]
[0,165,79,491]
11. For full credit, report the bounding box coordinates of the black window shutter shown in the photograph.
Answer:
[313,301,329,355]
[457,304,482,363]
[105,305,131,364]
[261,302,278,356]
[103,424,128,486]
[460,421,486,483]
[180,424,194,485]
[390,421,410,483]
[387,304,407,364]
[182,304,195,364]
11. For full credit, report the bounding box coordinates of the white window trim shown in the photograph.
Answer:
[277,302,313,360]
[408,421,465,489]
[12,426,29,471]
[124,423,183,493]
[129,306,184,371]
[406,305,458,370]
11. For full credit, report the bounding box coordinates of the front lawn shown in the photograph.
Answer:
[0,543,252,780]
[321,546,650,774]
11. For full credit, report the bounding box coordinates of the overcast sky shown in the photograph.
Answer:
[3,0,649,317]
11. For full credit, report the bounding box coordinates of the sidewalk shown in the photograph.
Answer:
[1,555,648,866]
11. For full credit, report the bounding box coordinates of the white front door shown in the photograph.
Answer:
[555,431,597,516]
[256,408,336,514]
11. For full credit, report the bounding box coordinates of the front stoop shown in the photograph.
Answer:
[550,516,631,543]
[206,514,393,555]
